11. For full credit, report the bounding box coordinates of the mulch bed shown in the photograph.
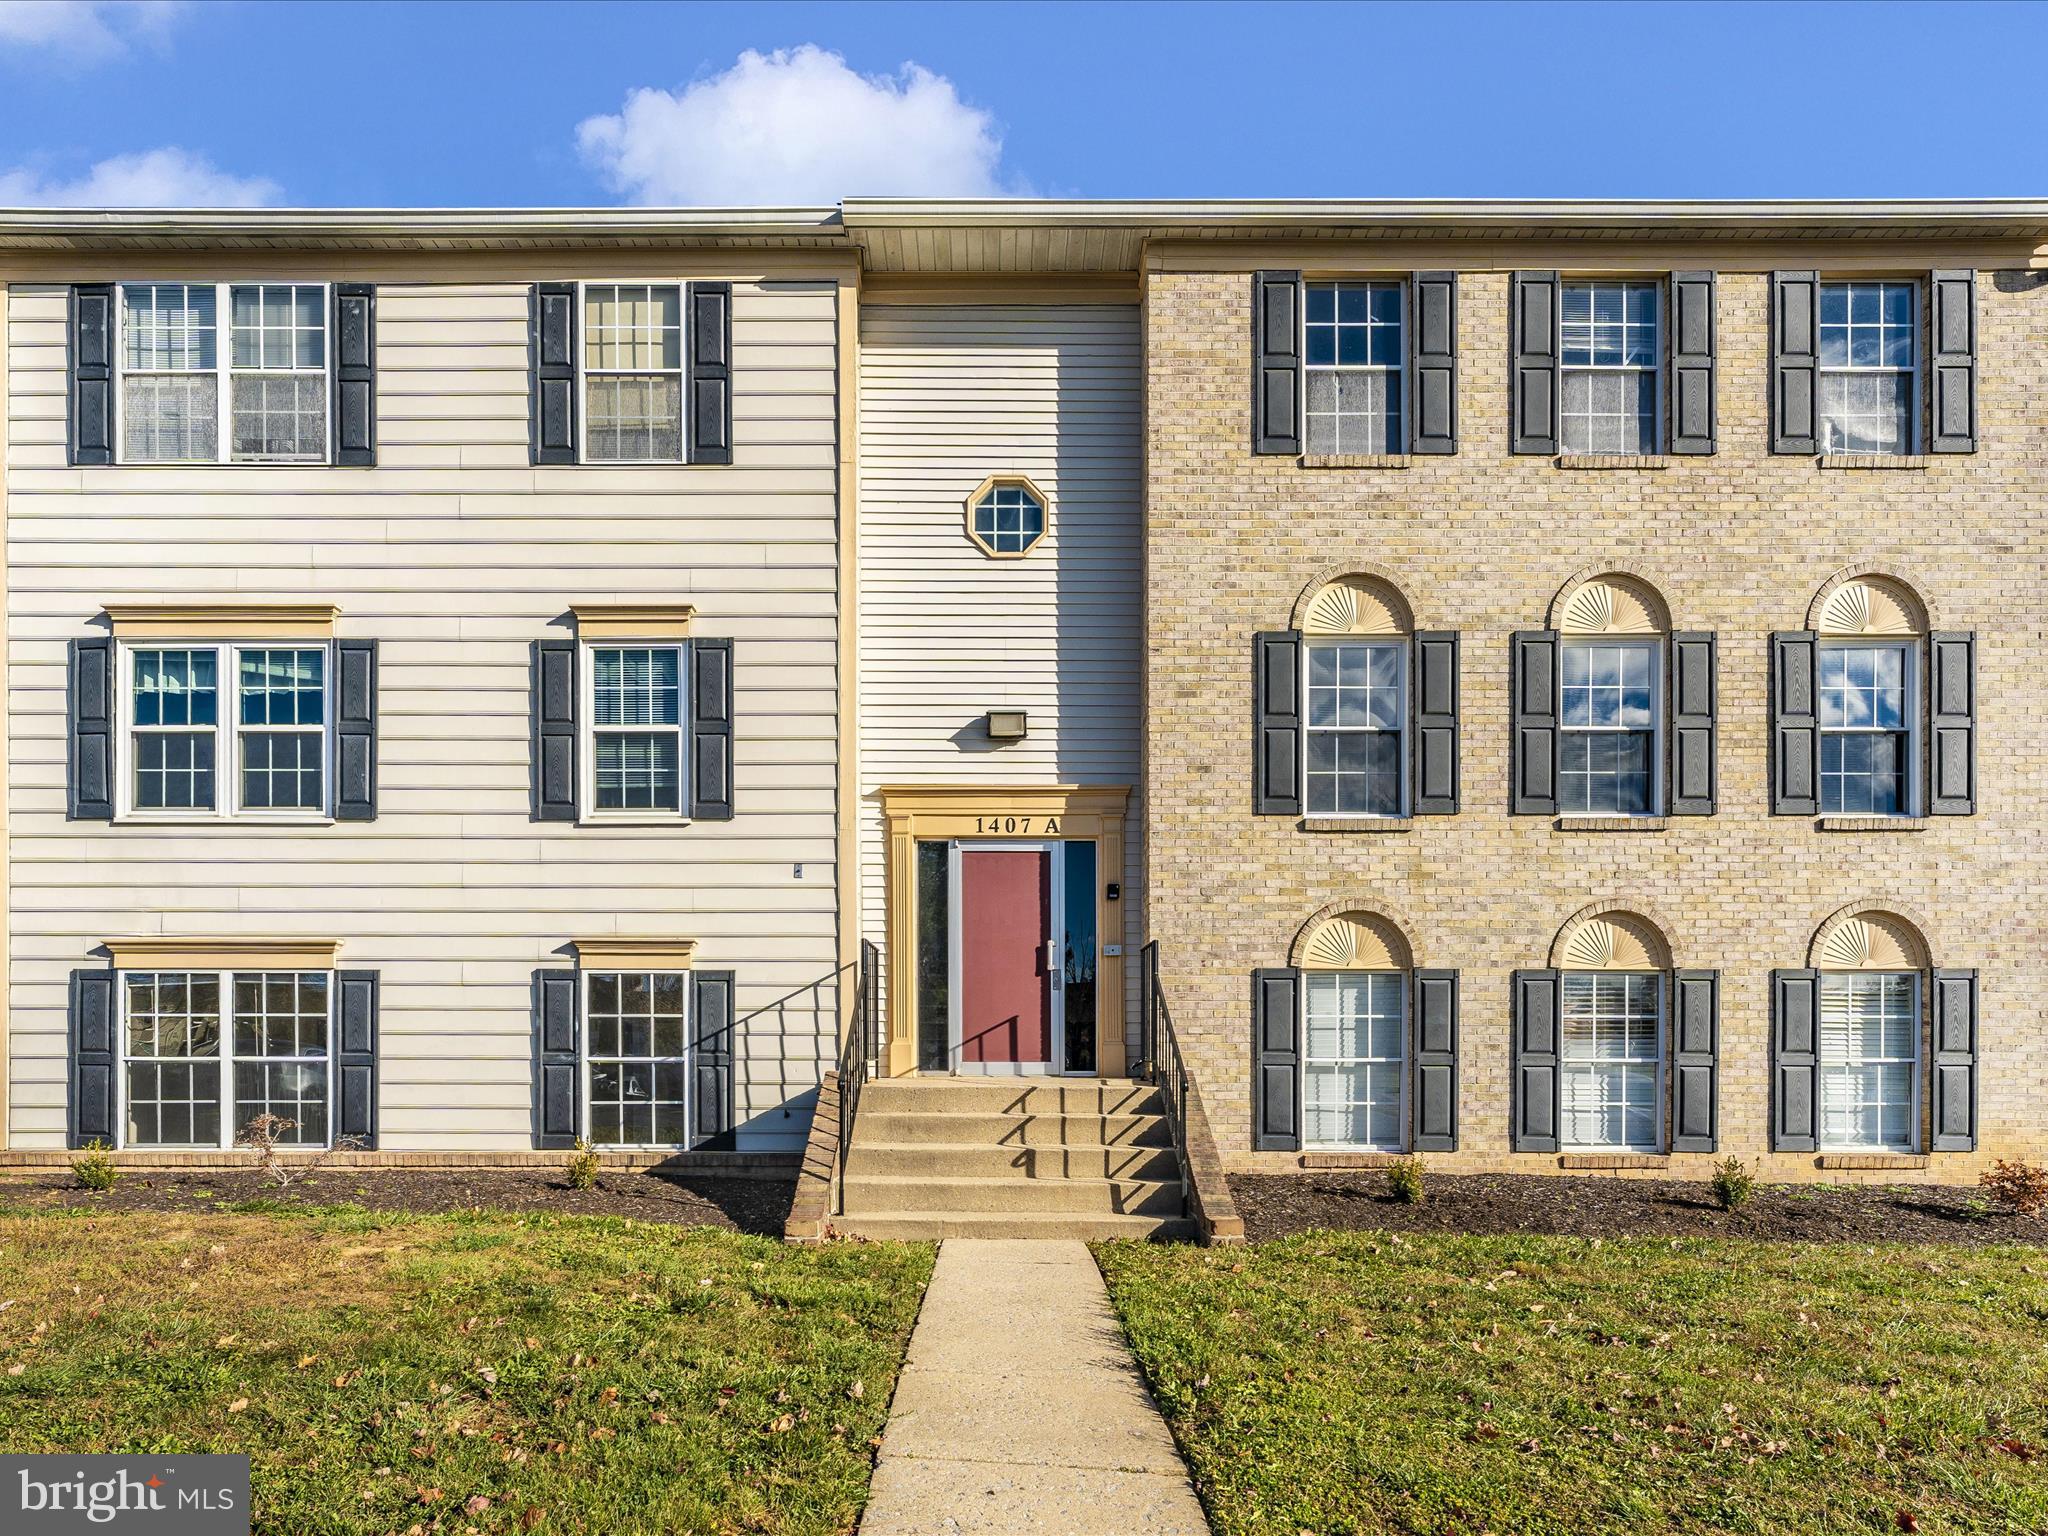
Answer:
[1230,1170,2048,1247]
[0,1168,794,1237]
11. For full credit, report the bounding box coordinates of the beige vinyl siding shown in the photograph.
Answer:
[856,305,1144,1063]
[4,277,842,1151]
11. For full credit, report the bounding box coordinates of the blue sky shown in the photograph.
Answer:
[2,0,2044,206]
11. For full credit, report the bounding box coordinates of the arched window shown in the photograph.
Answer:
[1300,576,1413,819]
[1513,908,1717,1156]
[1512,572,1715,820]
[1773,573,1976,819]
[1775,908,1979,1154]
[1251,909,1458,1155]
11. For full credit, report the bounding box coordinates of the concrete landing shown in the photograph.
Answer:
[860,1239,1210,1536]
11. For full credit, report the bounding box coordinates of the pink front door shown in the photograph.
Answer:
[957,848,1053,1068]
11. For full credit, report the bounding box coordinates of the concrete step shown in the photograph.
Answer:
[832,1210,1199,1242]
[845,1140,1181,1181]
[842,1174,1184,1216]
[859,1078,1164,1117]
[853,1110,1173,1148]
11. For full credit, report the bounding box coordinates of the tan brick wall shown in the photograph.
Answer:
[1143,261,2048,1184]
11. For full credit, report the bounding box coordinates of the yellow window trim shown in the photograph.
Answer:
[572,937,698,970]
[963,474,1051,561]
[572,604,697,640]
[104,937,340,971]
[104,603,341,640]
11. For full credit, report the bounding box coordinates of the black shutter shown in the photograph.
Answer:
[1668,270,1716,455]
[334,639,378,821]
[1510,271,1559,455]
[1669,969,1719,1153]
[691,970,736,1148]
[1928,269,1977,454]
[1408,271,1458,454]
[1510,631,1559,815]
[530,282,577,465]
[1252,968,1301,1151]
[532,639,576,822]
[68,636,115,821]
[68,968,116,1149]
[1770,632,1819,815]
[1668,631,1717,816]
[534,969,579,1148]
[689,637,734,821]
[687,281,733,465]
[1511,969,1561,1153]
[1253,631,1303,816]
[1930,969,1979,1152]
[1770,271,1819,454]
[1411,630,1459,815]
[1252,271,1301,455]
[1411,969,1458,1152]
[334,969,379,1149]
[331,283,376,466]
[69,284,114,467]
[1928,631,1976,815]
[1771,968,1820,1151]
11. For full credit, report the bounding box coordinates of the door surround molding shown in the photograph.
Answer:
[877,784,1131,1078]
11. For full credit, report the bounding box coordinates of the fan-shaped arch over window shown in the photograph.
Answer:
[1300,573,1414,636]
[1555,572,1671,636]
[1550,907,1674,971]
[1811,571,1928,636]
[1810,906,1932,970]
[1296,909,1414,971]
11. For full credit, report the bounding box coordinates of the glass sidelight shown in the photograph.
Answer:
[915,840,950,1071]
[1061,841,1097,1073]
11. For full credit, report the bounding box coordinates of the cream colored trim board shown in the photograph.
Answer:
[571,937,698,970]
[105,603,341,639]
[0,280,9,1150]
[103,937,341,971]
[571,603,697,639]
[861,273,1140,305]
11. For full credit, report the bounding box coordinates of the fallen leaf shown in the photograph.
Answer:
[227,1398,249,1414]
[465,1495,490,1515]
[1895,1512,1919,1533]
[770,1414,795,1434]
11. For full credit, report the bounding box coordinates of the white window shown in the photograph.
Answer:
[1305,638,1405,816]
[583,642,687,817]
[1560,281,1659,455]
[117,282,329,463]
[584,970,690,1147]
[1819,640,1916,816]
[120,970,331,1149]
[1819,971,1919,1150]
[1303,971,1404,1149]
[582,283,683,462]
[1819,281,1916,454]
[1560,972,1662,1151]
[1559,638,1660,815]
[120,643,330,820]
[1303,280,1404,454]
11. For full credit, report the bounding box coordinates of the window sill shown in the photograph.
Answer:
[1817,454,1927,470]
[1815,1153,1929,1170]
[114,815,336,828]
[578,817,694,829]
[1300,816,1413,833]
[1559,1153,1669,1170]
[1554,816,1668,832]
[1299,1151,1407,1169]
[1817,816,1929,832]
[1298,453,1411,470]
[1554,454,1670,471]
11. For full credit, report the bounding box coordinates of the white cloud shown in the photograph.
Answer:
[0,1,183,58]
[578,44,1009,204]
[0,148,281,207]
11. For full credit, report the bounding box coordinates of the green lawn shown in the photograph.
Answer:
[1098,1231,2048,1536]
[0,1204,932,1536]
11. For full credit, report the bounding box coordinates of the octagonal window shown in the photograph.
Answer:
[967,478,1047,558]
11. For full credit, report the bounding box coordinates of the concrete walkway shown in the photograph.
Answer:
[860,1239,1211,1535]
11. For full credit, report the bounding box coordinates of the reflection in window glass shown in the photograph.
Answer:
[916,840,950,1070]
[237,647,325,811]
[231,971,330,1144]
[1559,640,1657,814]
[1303,971,1403,1148]
[124,971,223,1146]
[1560,972,1660,1150]
[1062,841,1097,1074]
[1304,281,1403,454]
[131,648,219,811]
[1818,281,1914,453]
[1305,640,1403,816]
[587,970,690,1146]
[590,646,683,812]
[1820,972,1917,1149]
[583,284,683,461]
[1819,642,1911,815]
[1560,281,1658,455]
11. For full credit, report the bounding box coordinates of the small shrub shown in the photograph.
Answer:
[72,1139,118,1192]
[1981,1159,2048,1219]
[1385,1157,1425,1205]
[1711,1156,1755,1212]
[566,1140,601,1191]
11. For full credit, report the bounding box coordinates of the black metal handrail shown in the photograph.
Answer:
[1138,940,1193,1218]
[835,939,880,1216]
